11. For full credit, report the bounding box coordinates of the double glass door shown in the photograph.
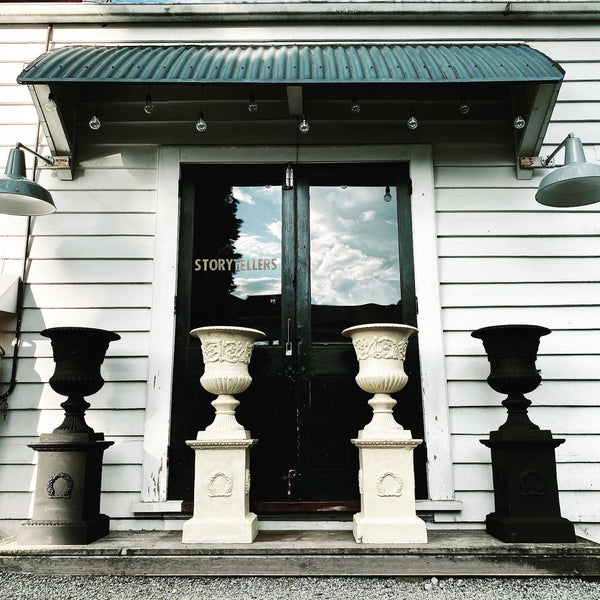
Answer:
[168,162,427,511]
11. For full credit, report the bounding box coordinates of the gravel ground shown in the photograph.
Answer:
[1,574,599,600]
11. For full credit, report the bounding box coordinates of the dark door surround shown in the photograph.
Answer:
[168,162,427,511]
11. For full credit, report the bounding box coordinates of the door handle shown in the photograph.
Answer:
[283,468,297,500]
[285,318,293,356]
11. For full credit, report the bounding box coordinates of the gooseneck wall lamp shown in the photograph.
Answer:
[520,133,600,207]
[0,142,55,417]
[0,143,56,215]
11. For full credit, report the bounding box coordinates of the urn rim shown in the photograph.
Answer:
[471,324,551,340]
[342,322,418,338]
[41,326,121,341]
[190,325,266,340]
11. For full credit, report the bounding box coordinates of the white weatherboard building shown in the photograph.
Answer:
[0,1,598,544]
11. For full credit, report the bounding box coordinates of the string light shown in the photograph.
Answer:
[407,113,418,130]
[351,95,361,114]
[513,114,526,130]
[458,96,470,115]
[383,186,392,202]
[247,93,258,113]
[298,114,310,134]
[88,111,101,131]
[144,93,155,115]
[195,111,208,133]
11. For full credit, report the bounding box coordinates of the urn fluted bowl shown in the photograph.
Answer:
[190,326,265,437]
[41,326,121,433]
[191,326,265,396]
[42,326,120,397]
[471,324,550,395]
[342,323,417,395]
[342,323,418,438]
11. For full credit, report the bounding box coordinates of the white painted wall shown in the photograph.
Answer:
[0,12,598,542]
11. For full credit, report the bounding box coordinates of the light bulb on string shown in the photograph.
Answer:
[298,114,310,134]
[247,93,259,113]
[458,96,470,115]
[89,112,101,131]
[407,113,418,130]
[383,186,392,202]
[144,94,155,115]
[45,93,57,112]
[195,112,208,133]
[351,96,361,114]
[513,114,526,130]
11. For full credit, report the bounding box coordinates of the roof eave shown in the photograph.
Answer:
[3,2,600,24]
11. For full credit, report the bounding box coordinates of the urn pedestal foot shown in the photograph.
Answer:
[182,437,257,544]
[18,431,113,545]
[351,437,427,544]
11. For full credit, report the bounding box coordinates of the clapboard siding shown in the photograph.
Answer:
[452,434,600,464]
[443,306,600,329]
[36,192,157,214]
[0,437,144,465]
[447,355,600,382]
[24,285,153,308]
[1,409,146,438]
[438,238,599,257]
[450,407,600,435]
[445,330,599,354]
[441,283,600,306]
[2,236,155,259]
[437,212,600,236]
[19,308,151,332]
[454,463,600,492]
[435,491,600,523]
[31,214,156,236]
[0,382,147,410]
[447,381,600,407]
[12,357,148,383]
[439,257,600,283]
[5,260,154,284]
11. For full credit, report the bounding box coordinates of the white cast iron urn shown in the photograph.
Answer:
[342,322,417,440]
[191,325,265,440]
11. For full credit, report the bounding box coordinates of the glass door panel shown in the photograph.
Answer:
[309,185,402,342]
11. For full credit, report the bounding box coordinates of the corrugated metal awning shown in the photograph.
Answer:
[18,43,564,85]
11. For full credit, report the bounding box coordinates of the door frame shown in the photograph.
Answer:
[134,144,456,514]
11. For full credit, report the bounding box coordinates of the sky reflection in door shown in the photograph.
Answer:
[309,186,402,342]
[229,186,282,300]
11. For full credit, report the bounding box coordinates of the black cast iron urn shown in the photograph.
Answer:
[42,326,121,434]
[472,324,576,543]
[18,326,120,545]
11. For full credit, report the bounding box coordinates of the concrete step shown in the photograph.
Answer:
[1,530,599,577]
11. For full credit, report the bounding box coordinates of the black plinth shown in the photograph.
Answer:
[481,432,576,543]
[473,324,576,543]
[18,327,120,546]
[18,432,114,545]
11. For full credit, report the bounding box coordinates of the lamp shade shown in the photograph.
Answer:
[536,135,600,207]
[0,147,56,216]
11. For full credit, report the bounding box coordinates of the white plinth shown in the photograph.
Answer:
[352,436,428,544]
[182,437,257,544]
